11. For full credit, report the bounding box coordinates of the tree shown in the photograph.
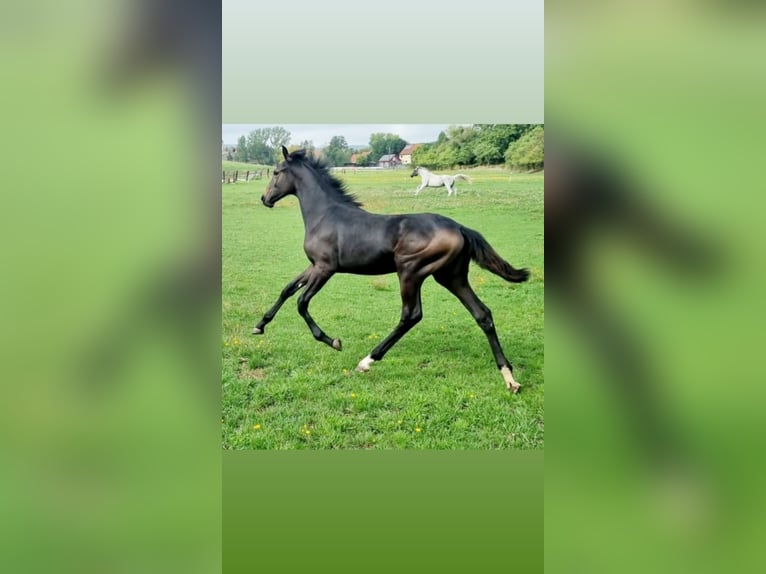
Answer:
[266,126,291,152]
[412,124,536,168]
[244,127,292,164]
[323,135,352,166]
[446,125,478,145]
[472,124,532,165]
[472,140,500,165]
[410,126,477,168]
[368,133,407,163]
[434,144,458,168]
[354,150,372,167]
[505,126,544,171]
[234,135,249,162]
[246,129,272,164]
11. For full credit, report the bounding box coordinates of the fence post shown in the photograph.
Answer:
[246,171,249,182]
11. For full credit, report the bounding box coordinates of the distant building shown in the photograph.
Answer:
[398,144,422,165]
[377,153,401,168]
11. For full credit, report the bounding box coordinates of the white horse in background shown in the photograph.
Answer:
[411,166,472,196]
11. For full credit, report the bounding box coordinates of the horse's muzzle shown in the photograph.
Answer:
[261,195,274,208]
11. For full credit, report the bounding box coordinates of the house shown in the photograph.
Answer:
[398,143,422,165]
[377,153,401,168]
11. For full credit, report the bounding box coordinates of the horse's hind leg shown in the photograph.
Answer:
[297,269,342,350]
[356,273,424,372]
[434,269,520,392]
[252,267,310,334]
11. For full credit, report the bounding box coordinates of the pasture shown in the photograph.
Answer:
[222,167,543,449]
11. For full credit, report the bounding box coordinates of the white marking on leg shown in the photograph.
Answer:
[356,355,375,372]
[501,366,521,393]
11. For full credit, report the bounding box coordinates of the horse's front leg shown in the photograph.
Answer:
[414,183,425,195]
[252,267,310,335]
[297,269,342,350]
[356,273,424,372]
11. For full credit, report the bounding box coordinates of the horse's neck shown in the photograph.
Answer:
[295,181,341,229]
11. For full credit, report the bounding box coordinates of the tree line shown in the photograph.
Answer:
[228,124,543,170]
[412,125,543,170]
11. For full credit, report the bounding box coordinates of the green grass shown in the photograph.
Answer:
[222,160,271,171]
[222,167,544,449]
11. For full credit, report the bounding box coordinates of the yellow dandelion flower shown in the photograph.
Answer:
[350,392,357,398]
[253,424,261,430]
[415,427,422,433]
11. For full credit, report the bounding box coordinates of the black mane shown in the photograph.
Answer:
[290,149,363,208]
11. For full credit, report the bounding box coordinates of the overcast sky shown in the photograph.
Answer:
[221,124,460,148]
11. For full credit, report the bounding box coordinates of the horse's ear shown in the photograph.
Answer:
[282,145,290,161]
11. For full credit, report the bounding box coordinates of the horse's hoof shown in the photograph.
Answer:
[356,355,374,372]
[501,366,520,393]
[332,338,342,351]
[252,327,263,335]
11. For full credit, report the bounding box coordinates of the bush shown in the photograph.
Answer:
[505,126,544,171]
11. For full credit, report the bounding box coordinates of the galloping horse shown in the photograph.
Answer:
[411,166,472,196]
[254,146,529,392]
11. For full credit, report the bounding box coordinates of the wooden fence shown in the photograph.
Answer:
[222,169,264,183]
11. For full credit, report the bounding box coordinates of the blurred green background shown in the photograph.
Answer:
[1,0,221,572]
[4,0,766,572]
[546,1,766,572]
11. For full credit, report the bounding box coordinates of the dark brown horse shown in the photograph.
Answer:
[254,146,529,392]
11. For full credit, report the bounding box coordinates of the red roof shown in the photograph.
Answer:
[399,144,422,155]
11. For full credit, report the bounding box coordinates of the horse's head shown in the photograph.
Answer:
[262,145,303,208]
[410,167,420,177]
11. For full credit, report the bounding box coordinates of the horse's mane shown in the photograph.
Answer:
[290,149,363,208]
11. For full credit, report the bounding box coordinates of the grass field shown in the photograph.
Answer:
[222,167,544,449]
[222,160,271,172]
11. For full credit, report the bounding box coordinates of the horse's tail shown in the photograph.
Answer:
[461,227,530,283]
[454,174,472,184]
